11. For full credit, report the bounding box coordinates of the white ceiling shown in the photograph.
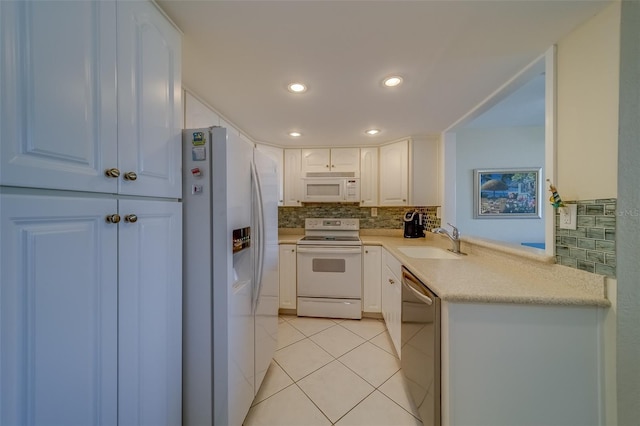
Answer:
[464,72,546,129]
[158,0,610,147]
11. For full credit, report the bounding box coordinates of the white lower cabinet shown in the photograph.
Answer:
[362,245,382,313]
[381,248,402,357]
[279,244,297,310]
[117,199,182,426]
[0,193,182,426]
[1,194,118,425]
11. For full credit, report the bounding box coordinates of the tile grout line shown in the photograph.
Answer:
[266,317,421,425]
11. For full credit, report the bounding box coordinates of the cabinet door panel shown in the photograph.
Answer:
[0,194,118,426]
[256,144,284,205]
[379,140,409,206]
[117,1,182,198]
[330,148,360,174]
[284,149,302,206]
[301,149,330,173]
[360,148,379,206]
[363,246,382,313]
[382,265,393,325]
[0,1,118,193]
[279,244,297,309]
[118,199,182,426]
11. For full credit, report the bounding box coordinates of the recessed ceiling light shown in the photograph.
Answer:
[383,76,403,87]
[289,131,302,137]
[365,129,380,136]
[287,83,307,93]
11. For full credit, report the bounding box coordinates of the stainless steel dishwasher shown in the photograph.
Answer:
[401,266,441,426]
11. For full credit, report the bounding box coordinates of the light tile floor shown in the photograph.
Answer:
[244,316,423,426]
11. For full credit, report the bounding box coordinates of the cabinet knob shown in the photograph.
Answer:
[123,171,138,181]
[291,249,295,252]
[105,214,121,224]
[325,164,329,168]
[402,199,406,202]
[105,168,120,178]
[331,164,335,168]
[124,214,138,223]
[365,250,369,253]
[388,278,395,285]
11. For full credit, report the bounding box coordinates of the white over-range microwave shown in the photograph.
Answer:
[302,176,360,202]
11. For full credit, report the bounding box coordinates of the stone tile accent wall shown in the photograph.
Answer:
[555,199,616,278]
[278,204,440,230]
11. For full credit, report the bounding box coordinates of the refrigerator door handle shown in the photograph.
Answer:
[251,161,266,314]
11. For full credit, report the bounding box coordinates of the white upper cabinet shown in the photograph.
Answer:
[282,139,438,207]
[117,1,182,198]
[256,144,284,205]
[379,139,409,206]
[1,0,182,198]
[301,149,330,173]
[360,147,379,206]
[301,148,360,175]
[0,0,118,193]
[284,149,303,206]
[329,148,360,174]
[412,136,440,206]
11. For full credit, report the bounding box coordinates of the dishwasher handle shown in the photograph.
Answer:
[401,270,433,306]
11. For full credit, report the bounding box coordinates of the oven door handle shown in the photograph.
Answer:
[296,246,362,255]
[402,271,433,305]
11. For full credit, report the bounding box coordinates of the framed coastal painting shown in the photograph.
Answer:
[473,168,542,219]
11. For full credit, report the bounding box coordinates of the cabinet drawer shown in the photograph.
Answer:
[383,248,403,280]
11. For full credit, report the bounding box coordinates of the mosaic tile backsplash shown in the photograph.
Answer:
[555,198,616,278]
[278,205,440,230]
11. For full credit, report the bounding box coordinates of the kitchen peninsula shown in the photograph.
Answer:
[279,230,609,425]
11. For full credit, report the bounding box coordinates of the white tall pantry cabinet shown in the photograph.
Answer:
[0,1,183,425]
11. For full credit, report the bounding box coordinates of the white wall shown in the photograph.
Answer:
[556,2,620,200]
[185,91,221,128]
[184,90,249,141]
[455,126,545,244]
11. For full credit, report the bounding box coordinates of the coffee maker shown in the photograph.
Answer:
[403,210,425,238]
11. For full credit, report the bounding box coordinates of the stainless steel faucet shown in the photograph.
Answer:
[432,223,465,254]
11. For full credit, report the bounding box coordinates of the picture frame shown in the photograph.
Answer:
[473,168,542,219]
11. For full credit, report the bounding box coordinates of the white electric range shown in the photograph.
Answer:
[296,218,362,319]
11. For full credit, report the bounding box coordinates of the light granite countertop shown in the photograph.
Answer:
[279,229,610,307]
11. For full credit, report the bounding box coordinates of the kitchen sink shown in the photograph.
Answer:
[397,246,462,260]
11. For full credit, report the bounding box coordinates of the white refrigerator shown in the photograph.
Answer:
[182,127,279,426]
